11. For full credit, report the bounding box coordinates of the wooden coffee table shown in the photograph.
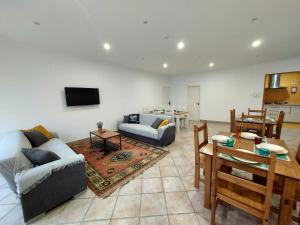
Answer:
[89,129,121,155]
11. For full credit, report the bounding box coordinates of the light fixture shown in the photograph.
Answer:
[252,39,262,48]
[209,62,214,67]
[177,41,185,50]
[103,42,111,51]
[163,63,168,68]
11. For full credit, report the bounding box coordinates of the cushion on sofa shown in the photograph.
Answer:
[38,138,76,158]
[128,114,140,124]
[158,119,169,128]
[22,148,60,166]
[23,130,49,147]
[151,118,164,129]
[119,123,158,140]
[22,125,53,139]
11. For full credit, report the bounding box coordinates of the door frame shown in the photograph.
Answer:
[187,85,200,121]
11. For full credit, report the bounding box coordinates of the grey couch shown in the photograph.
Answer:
[0,130,86,222]
[118,113,176,146]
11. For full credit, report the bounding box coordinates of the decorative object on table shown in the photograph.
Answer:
[97,121,104,133]
[254,136,262,145]
[68,136,168,197]
[226,137,235,147]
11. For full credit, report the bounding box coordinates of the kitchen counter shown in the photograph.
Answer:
[264,104,300,122]
[264,104,300,106]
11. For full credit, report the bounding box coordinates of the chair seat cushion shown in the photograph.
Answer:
[119,123,158,140]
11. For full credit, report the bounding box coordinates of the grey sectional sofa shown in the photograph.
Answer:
[118,113,176,146]
[0,131,86,222]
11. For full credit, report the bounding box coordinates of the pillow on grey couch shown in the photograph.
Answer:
[151,118,164,129]
[128,114,140,124]
[23,130,49,147]
[22,148,60,166]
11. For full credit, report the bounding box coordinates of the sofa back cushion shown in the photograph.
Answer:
[0,131,33,192]
[23,130,49,147]
[140,114,173,126]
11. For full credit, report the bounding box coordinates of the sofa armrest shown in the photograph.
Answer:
[158,123,175,139]
[15,154,85,195]
[117,120,125,129]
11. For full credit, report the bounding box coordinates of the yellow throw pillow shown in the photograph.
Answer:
[22,125,53,139]
[158,119,169,128]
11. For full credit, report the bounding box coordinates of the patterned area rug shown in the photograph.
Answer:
[68,136,168,197]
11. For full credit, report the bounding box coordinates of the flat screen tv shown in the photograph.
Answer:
[64,87,100,106]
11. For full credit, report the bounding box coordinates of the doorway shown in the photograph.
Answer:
[187,85,200,121]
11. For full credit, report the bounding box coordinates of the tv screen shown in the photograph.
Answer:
[65,87,100,106]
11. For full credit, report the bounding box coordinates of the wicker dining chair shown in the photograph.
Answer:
[193,122,208,188]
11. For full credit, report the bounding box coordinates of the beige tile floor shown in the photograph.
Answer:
[0,121,299,225]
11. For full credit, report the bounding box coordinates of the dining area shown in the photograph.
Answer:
[194,108,300,225]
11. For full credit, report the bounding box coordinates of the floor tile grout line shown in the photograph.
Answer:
[109,191,119,224]
[79,196,95,224]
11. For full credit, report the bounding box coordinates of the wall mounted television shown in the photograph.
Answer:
[64,87,100,106]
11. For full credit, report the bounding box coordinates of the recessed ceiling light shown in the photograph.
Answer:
[252,39,262,48]
[143,20,148,24]
[251,17,258,22]
[209,62,214,67]
[177,41,185,50]
[103,42,111,51]
[163,63,168,68]
[34,21,40,25]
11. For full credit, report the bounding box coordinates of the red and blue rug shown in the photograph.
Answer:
[68,136,168,197]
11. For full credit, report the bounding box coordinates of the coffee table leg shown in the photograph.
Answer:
[119,135,122,150]
[90,133,93,148]
[104,139,108,155]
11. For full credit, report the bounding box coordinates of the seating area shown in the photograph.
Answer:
[1,1,300,225]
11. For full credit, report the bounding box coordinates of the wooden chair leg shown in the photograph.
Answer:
[194,163,200,188]
[210,196,217,225]
[298,208,300,225]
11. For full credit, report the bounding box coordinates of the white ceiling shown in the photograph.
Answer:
[1,0,300,75]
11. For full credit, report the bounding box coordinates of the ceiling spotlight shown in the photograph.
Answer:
[251,17,258,22]
[143,20,148,24]
[34,21,40,25]
[252,39,262,48]
[177,41,185,50]
[209,62,214,67]
[103,42,111,51]
[163,63,168,68]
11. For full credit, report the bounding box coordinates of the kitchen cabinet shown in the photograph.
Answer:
[264,105,300,123]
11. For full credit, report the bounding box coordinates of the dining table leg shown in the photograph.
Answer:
[277,177,297,225]
[266,124,274,138]
[204,155,212,209]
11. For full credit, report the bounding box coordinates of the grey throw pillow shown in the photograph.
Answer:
[23,130,49,147]
[22,148,60,166]
[151,118,164,129]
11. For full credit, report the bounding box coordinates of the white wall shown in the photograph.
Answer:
[169,58,300,122]
[0,40,168,142]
